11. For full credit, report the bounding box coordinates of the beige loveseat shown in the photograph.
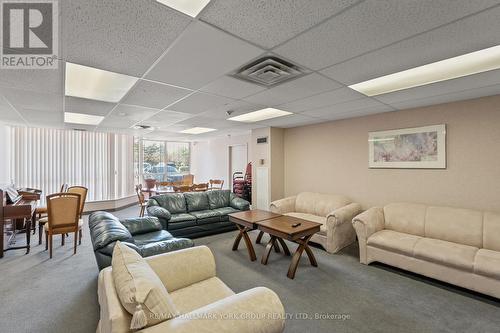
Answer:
[353,203,500,298]
[270,192,362,253]
[97,246,285,333]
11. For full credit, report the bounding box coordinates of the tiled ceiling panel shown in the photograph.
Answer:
[279,87,365,112]
[22,108,64,127]
[0,96,25,124]
[98,104,159,129]
[0,61,63,95]
[301,97,394,118]
[62,0,191,76]
[169,92,235,115]
[64,96,115,116]
[200,0,361,49]
[321,5,500,85]
[175,116,236,130]
[0,87,63,113]
[274,0,500,70]
[199,100,263,120]
[138,110,194,129]
[243,73,341,106]
[200,76,266,99]
[145,21,264,89]
[256,113,323,128]
[120,80,193,109]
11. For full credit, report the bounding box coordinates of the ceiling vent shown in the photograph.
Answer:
[232,56,305,87]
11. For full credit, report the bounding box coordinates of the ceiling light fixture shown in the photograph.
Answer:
[180,127,216,134]
[64,112,104,125]
[349,45,500,96]
[228,108,293,122]
[156,0,211,17]
[65,62,138,102]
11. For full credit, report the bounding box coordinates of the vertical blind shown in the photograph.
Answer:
[11,127,135,203]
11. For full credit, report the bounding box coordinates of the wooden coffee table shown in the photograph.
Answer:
[228,210,281,261]
[257,215,321,279]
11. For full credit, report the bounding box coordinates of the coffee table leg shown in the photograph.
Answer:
[273,241,281,253]
[261,236,276,265]
[255,231,264,244]
[232,225,256,261]
[277,238,291,256]
[287,234,315,279]
[232,229,243,251]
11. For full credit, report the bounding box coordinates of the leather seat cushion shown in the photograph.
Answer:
[212,206,239,216]
[132,230,173,246]
[285,212,327,234]
[368,230,422,256]
[474,249,500,279]
[184,192,210,212]
[168,213,197,230]
[190,210,221,225]
[413,238,478,271]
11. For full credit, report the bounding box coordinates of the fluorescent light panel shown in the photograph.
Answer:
[156,0,211,17]
[180,127,216,134]
[349,45,500,96]
[64,112,104,125]
[65,62,138,103]
[228,108,293,123]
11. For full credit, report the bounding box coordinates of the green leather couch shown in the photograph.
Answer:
[146,190,250,238]
[89,211,194,270]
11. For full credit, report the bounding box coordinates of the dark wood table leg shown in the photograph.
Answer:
[273,241,281,253]
[232,225,256,261]
[25,217,31,254]
[277,238,291,256]
[0,218,4,258]
[255,231,264,244]
[261,236,277,265]
[287,234,315,279]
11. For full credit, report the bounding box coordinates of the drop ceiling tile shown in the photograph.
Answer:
[0,87,63,113]
[138,110,194,129]
[256,114,324,128]
[389,84,500,110]
[169,92,236,114]
[301,97,394,118]
[200,100,264,120]
[62,0,191,76]
[144,130,188,140]
[243,73,341,106]
[22,108,64,126]
[145,21,264,89]
[322,106,396,122]
[321,5,500,85]
[0,97,25,124]
[274,0,500,70]
[374,68,500,104]
[99,104,159,129]
[175,116,236,130]
[65,96,115,116]
[200,76,266,99]
[0,61,63,95]
[98,127,154,136]
[121,80,193,109]
[200,0,360,49]
[279,87,366,112]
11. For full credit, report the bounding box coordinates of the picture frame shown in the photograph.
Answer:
[368,124,446,169]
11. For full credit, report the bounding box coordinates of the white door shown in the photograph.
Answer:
[229,144,248,190]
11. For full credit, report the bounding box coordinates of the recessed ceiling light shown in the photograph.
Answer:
[64,112,104,126]
[180,127,216,134]
[65,62,138,102]
[349,45,500,96]
[156,0,211,17]
[228,108,293,122]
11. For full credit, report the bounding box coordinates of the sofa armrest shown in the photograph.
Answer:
[147,206,171,221]
[139,238,194,258]
[230,194,250,211]
[352,207,385,240]
[327,203,363,227]
[141,287,285,333]
[145,246,216,292]
[269,196,296,214]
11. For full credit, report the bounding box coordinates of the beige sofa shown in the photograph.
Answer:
[270,192,362,253]
[353,203,500,298]
[97,246,285,333]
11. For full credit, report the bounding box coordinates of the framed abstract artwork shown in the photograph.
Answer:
[368,124,446,169]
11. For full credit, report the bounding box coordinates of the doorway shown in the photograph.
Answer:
[228,144,248,190]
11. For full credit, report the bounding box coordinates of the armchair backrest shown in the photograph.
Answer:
[295,192,351,217]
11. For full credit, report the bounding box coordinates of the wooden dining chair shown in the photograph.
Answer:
[182,174,194,186]
[135,184,147,217]
[44,192,81,258]
[37,183,68,244]
[173,184,191,193]
[191,183,209,192]
[209,179,224,190]
[66,186,88,245]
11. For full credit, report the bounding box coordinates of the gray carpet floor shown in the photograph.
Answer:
[1,205,499,333]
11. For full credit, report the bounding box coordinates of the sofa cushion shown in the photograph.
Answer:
[132,230,173,246]
[285,212,327,234]
[367,230,422,256]
[168,213,197,230]
[413,238,478,271]
[120,217,162,235]
[88,211,134,251]
[170,277,234,315]
[483,212,500,251]
[425,206,483,248]
[152,194,187,214]
[111,241,178,329]
[190,210,220,224]
[184,192,209,212]
[384,203,426,236]
[474,249,500,279]
[295,192,350,217]
[212,206,239,216]
[207,190,231,209]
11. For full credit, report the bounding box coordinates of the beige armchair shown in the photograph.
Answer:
[270,192,362,253]
[97,246,285,333]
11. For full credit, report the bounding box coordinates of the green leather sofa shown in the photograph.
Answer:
[89,211,194,270]
[146,190,250,238]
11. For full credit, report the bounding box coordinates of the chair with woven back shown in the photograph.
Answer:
[37,183,68,244]
[66,186,88,245]
[44,192,81,258]
[173,184,192,193]
[135,184,147,217]
[191,183,209,192]
[209,179,224,190]
[182,174,194,186]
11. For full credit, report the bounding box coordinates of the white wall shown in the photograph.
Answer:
[0,124,11,185]
[191,133,251,188]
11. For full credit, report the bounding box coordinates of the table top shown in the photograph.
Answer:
[257,215,321,240]
[229,209,281,223]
